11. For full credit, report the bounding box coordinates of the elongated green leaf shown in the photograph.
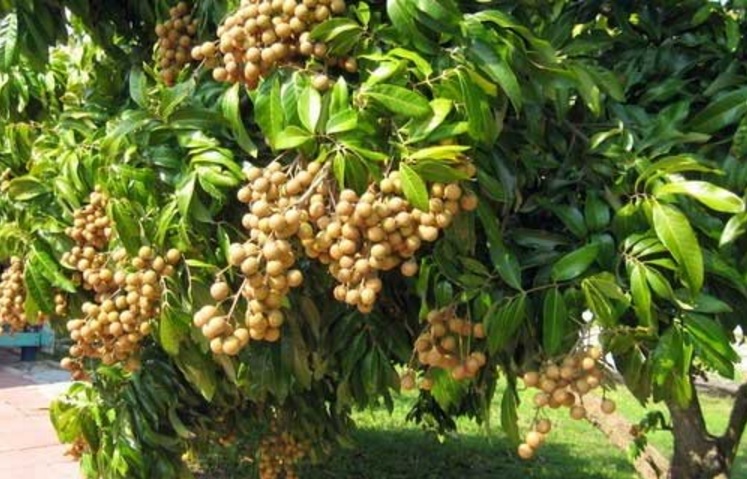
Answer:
[7,176,48,201]
[644,266,674,300]
[298,86,322,132]
[630,264,653,327]
[652,202,703,294]
[30,247,75,292]
[470,39,522,112]
[430,368,468,410]
[399,163,429,211]
[109,200,141,256]
[638,155,716,184]
[253,76,284,143]
[720,212,747,246]
[655,181,745,213]
[0,13,18,70]
[500,388,520,443]
[688,87,747,133]
[24,258,55,315]
[408,145,470,161]
[485,294,527,353]
[543,288,567,355]
[585,193,610,232]
[128,67,147,108]
[548,204,588,238]
[386,0,437,54]
[476,202,522,289]
[325,109,357,134]
[274,126,313,150]
[365,84,431,118]
[458,70,493,145]
[581,273,629,327]
[551,243,599,281]
[221,84,258,157]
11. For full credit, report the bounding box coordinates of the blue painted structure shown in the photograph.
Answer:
[0,328,54,361]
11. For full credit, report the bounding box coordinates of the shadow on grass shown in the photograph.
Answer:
[301,427,637,479]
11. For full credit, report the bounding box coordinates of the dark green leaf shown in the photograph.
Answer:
[551,243,599,282]
[485,294,527,353]
[543,288,568,355]
[221,83,258,157]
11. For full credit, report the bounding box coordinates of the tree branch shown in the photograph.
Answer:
[720,383,747,465]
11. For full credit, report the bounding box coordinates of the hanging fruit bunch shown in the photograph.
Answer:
[517,346,617,460]
[257,421,311,479]
[155,1,199,85]
[0,257,28,332]
[197,160,478,355]
[191,0,351,88]
[400,307,487,390]
[59,188,181,379]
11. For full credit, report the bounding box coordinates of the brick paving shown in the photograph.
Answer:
[0,350,79,478]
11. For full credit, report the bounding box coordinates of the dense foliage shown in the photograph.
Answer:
[2,0,747,478]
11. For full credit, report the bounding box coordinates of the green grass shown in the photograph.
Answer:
[298,381,747,479]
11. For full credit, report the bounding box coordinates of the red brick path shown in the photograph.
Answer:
[0,351,80,478]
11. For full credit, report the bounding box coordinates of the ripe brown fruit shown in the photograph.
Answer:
[601,398,617,414]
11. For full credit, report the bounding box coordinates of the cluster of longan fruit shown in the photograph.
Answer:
[60,190,180,376]
[517,346,617,460]
[193,162,313,354]
[305,171,478,314]
[64,187,111,250]
[258,429,310,479]
[191,0,349,89]
[155,2,198,85]
[61,246,180,376]
[0,257,27,332]
[401,308,487,389]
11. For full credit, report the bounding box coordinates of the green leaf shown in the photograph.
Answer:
[584,193,610,232]
[654,181,745,213]
[221,83,258,157]
[298,86,322,132]
[273,126,313,150]
[24,257,55,315]
[6,176,48,201]
[430,367,468,411]
[365,84,431,118]
[458,70,493,146]
[386,0,437,54]
[547,204,588,239]
[581,273,629,327]
[109,200,141,257]
[399,163,429,211]
[30,246,75,293]
[720,212,747,246]
[551,243,599,282]
[500,388,520,444]
[0,13,18,70]
[651,202,703,294]
[325,109,357,134]
[253,76,284,143]
[160,310,188,356]
[485,294,527,353]
[639,155,716,184]
[630,264,653,327]
[476,202,522,289]
[469,39,522,112]
[128,67,147,108]
[688,87,747,133]
[408,145,470,162]
[176,347,217,402]
[543,288,568,355]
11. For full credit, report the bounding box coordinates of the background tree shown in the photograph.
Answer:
[1,1,747,478]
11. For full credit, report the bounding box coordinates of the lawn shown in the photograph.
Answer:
[299,380,747,479]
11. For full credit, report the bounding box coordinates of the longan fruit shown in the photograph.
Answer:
[523,371,540,388]
[517,443,535,460]
[601,398,616,414]
[535,419,552,434]
[570,405,586,420]
[211,282,231,301]
[526,431,544,449]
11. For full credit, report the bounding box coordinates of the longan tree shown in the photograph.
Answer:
[2,1,747,478]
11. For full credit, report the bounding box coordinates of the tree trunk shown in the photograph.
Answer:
[666,390,730,479]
